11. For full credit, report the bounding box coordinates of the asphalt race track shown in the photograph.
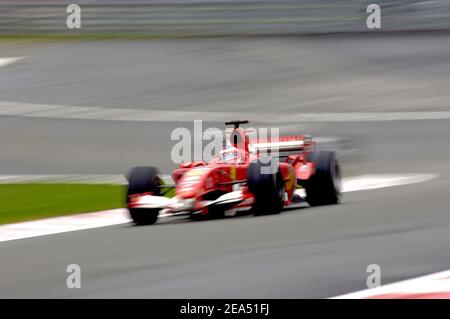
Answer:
[0,34,450,298]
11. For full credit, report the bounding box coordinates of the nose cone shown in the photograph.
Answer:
[176,167,210,199]
[177,183,199,199]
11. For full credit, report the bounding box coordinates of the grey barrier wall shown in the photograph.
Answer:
[0,1,450,36]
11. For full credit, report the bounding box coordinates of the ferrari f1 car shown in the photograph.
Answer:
[125,121,341,225]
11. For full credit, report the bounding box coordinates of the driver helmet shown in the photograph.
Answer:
[219,146,244,163]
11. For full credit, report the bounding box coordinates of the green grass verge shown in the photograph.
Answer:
[0,184,126,225]
[0,183,176,225]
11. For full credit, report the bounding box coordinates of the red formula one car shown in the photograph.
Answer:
[126,121,341,225]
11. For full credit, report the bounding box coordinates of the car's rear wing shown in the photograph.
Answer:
[249,135,315,158]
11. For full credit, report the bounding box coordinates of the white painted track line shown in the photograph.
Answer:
[341,174,438,192]
[0,174,127,184]
[0,209,128,243]
[2,100,450,123]
[0,173,436,188]
[332,270,450,299]
[0,173,438,243]
[0,57,22,68]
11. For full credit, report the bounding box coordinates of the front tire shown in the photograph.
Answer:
[129,208,159,225]
[126,166,161,225]
[247,159,284,216]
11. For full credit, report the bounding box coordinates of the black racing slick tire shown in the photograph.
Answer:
[304,151,341,206]
[126,166,161,225]
[247,159,285,216]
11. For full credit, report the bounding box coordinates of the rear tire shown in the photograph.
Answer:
[304,151,341,206]
[247,159,284,216]
[126,166,161,225]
